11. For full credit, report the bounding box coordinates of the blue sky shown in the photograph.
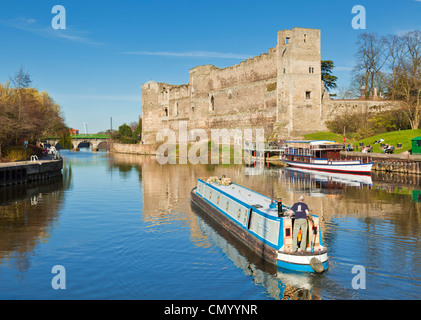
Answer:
[1,0,420,133]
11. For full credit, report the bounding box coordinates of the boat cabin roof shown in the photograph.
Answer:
[201,179,283,218]
[284,140,343,150]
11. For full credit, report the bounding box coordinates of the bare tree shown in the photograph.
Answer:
[390,31,421,129]
[383,34,407,100]
[9,65,33,89]
[336,86,355,99]
[353,33,388,99]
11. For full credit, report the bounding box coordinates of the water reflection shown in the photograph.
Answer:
[282,167,373,193]
[107,154,421,299]
[2,150,419,299]
[0,166,70,272]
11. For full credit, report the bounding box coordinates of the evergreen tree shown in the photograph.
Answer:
[321,60,338,92]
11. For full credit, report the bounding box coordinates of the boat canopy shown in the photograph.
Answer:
[284,140,342,151]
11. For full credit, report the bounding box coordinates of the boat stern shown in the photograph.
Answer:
[276,249,328,273]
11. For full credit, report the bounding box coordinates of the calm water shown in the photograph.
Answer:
[0,150,420,300]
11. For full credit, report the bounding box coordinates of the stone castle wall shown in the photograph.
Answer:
[141,27,400,145]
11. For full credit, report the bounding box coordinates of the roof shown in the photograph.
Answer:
[284,140,338,145]
[411,136,421,141]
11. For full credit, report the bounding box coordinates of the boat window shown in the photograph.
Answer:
[209,191,212,199]
[226,202,229,210]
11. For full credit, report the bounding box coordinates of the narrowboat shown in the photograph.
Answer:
[280,140,373,175]
[190,177,328,273]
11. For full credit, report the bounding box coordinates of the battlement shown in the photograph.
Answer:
[140,28,395,145]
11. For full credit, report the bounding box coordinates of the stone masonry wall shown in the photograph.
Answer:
[141,28,400,145]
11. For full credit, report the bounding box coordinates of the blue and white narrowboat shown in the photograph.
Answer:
[190,177,328,273]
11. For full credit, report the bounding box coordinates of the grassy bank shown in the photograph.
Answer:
[304,129,421,154]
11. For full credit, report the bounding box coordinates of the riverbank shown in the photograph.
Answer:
[340,151,421,174]
[109,142,421,175]
[340,150,421,161]
[304,129,421,155]
[0,157,63,187]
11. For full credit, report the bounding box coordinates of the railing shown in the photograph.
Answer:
[284,148,313,156]
[310,144,342,151]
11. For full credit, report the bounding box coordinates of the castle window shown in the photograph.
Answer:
[285,37,290,44]
[283,68,286,74]
[306,91,311,99]
[309,67,314,74]
[174,102,178,116]
[210,95,215,111]
[164,107,168,117]
[304,34,307,43]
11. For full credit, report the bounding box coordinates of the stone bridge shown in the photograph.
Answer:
[43,134,110,151]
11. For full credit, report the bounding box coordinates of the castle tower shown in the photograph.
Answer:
[276,28,322,138]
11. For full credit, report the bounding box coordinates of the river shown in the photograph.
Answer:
[0,150,420,300]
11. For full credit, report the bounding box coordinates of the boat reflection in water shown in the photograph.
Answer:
[280,167,373,197]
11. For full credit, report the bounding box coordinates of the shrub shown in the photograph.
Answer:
[4,146,34,162]
[119,136,139,144]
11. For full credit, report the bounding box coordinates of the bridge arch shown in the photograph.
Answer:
[73,139,110,151]
[42,134,109,152]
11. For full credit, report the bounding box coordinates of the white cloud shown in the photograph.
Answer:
[124,50,251,60]
[1,17,103,46]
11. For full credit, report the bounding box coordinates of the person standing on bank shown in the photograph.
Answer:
[287,195,311,253]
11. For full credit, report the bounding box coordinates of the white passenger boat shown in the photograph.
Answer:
[190,177,328,273]
[280,140,373,175]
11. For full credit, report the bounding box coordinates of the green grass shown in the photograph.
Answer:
[304,129,421,154]
[355,129,421,154]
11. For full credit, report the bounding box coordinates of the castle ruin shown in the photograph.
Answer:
[141,27,397,145]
